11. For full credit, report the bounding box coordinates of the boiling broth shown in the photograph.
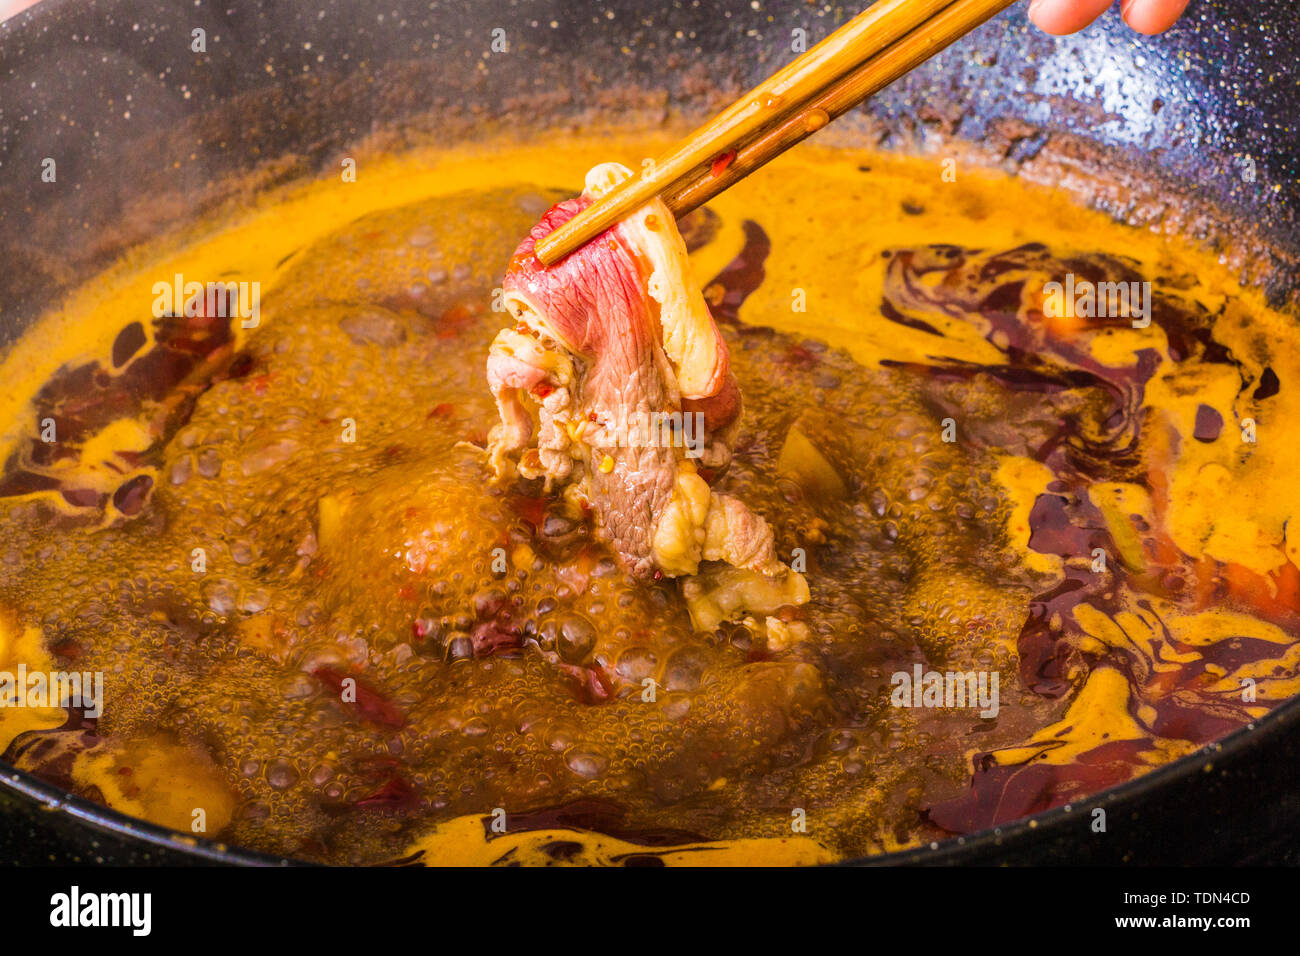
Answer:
[0,136,1296,864]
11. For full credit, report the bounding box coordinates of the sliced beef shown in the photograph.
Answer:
[485,163,806,613]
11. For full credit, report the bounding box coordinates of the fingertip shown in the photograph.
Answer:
[1028,0,1116,37]
[1121,0,1191,35]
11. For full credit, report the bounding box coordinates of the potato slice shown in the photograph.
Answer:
[777,424,848,499]
[71,737,236,836]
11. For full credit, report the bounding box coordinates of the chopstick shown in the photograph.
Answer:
[534,0,957,265]
[534,0,1020,265]
[669,0,1021,216]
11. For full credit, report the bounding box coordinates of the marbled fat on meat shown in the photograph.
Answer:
[485,163,806,614]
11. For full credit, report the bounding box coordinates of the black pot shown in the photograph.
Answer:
[0,0,1296,865]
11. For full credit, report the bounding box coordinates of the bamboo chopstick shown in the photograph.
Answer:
[533,0,1020,266]
[533,0,961,265]
[667,0,1021,217]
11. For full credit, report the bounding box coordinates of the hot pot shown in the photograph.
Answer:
[0,0,1296,865]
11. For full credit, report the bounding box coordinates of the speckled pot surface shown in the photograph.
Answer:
[0,0,1296,865]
